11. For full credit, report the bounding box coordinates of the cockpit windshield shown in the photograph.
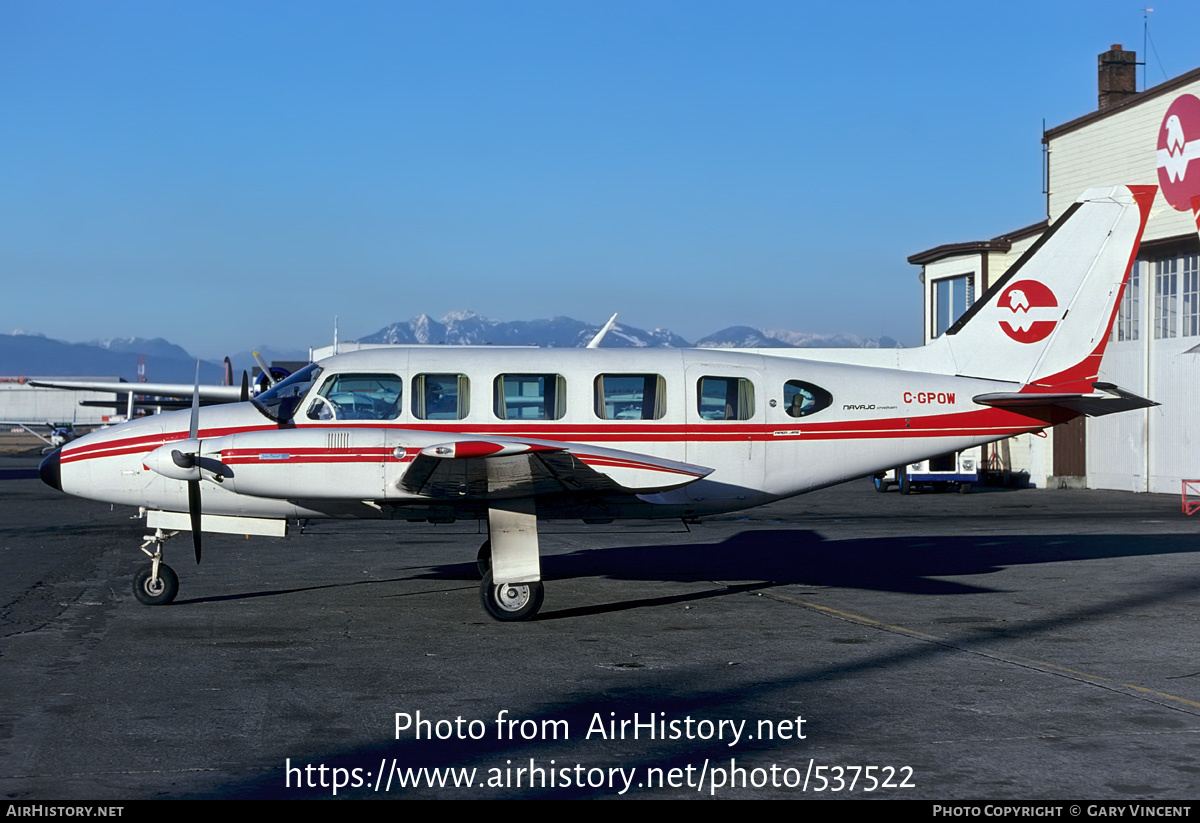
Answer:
[252,363,323,423]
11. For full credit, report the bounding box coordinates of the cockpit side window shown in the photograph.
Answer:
[306,373,403,421]
[784,380,833,418]
[252,364,323,423]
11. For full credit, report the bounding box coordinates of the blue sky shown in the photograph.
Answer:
[2,0,1197,356]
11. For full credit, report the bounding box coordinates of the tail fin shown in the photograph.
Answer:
[932,185,1154,392]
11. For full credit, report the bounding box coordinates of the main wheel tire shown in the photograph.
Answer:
[476,540,492,578]
[898,469,911,495]
[872,476,890,493]
[479,569,543,622]
[133,563,178,606]
[958,482,973,494]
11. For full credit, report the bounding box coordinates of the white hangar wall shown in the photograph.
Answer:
[1047,71,1200,494]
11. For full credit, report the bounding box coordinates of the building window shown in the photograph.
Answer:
[1155,257,1178,339]
[1183,254,1199,338]
[932,274,974,338]
[594,374,666,420]
[1113,260,1140,342]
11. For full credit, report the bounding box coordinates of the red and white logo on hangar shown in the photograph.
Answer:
[1158,94,1200,211]
[997,279,1058,344]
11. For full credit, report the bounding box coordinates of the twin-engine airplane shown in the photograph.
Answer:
[40,186,1158,621]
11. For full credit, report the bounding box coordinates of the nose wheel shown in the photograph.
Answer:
[133,562,178,605]
[480,570,543,622]
[133,527,180,605]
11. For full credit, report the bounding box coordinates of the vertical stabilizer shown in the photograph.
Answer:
[929,185,1154,392]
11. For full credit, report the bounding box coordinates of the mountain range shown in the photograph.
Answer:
[360,311,900,350]
[2,314,902,382]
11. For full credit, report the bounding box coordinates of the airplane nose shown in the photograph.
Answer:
[39,448,62,491]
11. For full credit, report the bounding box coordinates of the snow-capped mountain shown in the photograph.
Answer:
[697,328,902,349]
[359,312,900,350]
[90,337,194,361]
[359,312,692,348]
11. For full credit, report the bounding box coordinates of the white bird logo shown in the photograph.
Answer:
[1158,102,1200,185]
[1166,114,1186,153]
[1008,288,1029,313]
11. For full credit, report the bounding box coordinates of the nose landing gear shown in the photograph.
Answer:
[133,528,180,605]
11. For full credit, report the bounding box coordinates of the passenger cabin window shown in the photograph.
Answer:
[697,376,755,421]
[412,373,470,420]
[784,380,833,418]
[494,374,565,420]
[306,373,403,421]
[594,374,666,420]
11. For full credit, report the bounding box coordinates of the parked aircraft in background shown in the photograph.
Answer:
[39,186,1157,621]
[29,355,293,418]
[2,421,84,453]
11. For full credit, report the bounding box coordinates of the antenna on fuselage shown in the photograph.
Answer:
[587,313,619,349]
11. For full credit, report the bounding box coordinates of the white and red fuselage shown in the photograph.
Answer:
[48,346,1076,522]
[43,185,1155,529]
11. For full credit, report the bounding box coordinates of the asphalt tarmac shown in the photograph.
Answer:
[2,452,1198,800]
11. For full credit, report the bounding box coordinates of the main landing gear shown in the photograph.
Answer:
[133,528,180,605]
[475,501,545,622]
[475,537,545,621]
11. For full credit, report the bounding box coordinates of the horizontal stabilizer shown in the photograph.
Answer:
[973,383,1157,418]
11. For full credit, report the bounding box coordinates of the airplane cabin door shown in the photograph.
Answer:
[684,363,765,503]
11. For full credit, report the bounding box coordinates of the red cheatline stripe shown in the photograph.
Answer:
[221,454,413,465]
[62,406,1054,465]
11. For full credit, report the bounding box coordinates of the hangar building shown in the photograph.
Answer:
[909,45,1200,493]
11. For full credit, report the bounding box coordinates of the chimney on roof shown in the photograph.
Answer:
[1098,44,1137,110]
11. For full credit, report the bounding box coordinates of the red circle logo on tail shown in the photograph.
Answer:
[998,279,1058,343]
[1158,94,1200,211]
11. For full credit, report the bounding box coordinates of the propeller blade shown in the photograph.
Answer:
[253,351,276,387]
[188,479,202,564]
[189,361,202,563]
[240,371,250,402]
[189,361,200,441]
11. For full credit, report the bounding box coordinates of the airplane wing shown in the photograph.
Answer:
[28,379,244,402]
[398,436,713,500]
[194,428,713,503]
[973,382,1157,417]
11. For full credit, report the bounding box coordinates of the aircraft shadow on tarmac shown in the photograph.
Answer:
[426,527,1200,598]
[172,527,1200,615]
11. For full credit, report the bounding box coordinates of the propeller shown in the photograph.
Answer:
[240,370,250,402]
[186,362,202,564]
